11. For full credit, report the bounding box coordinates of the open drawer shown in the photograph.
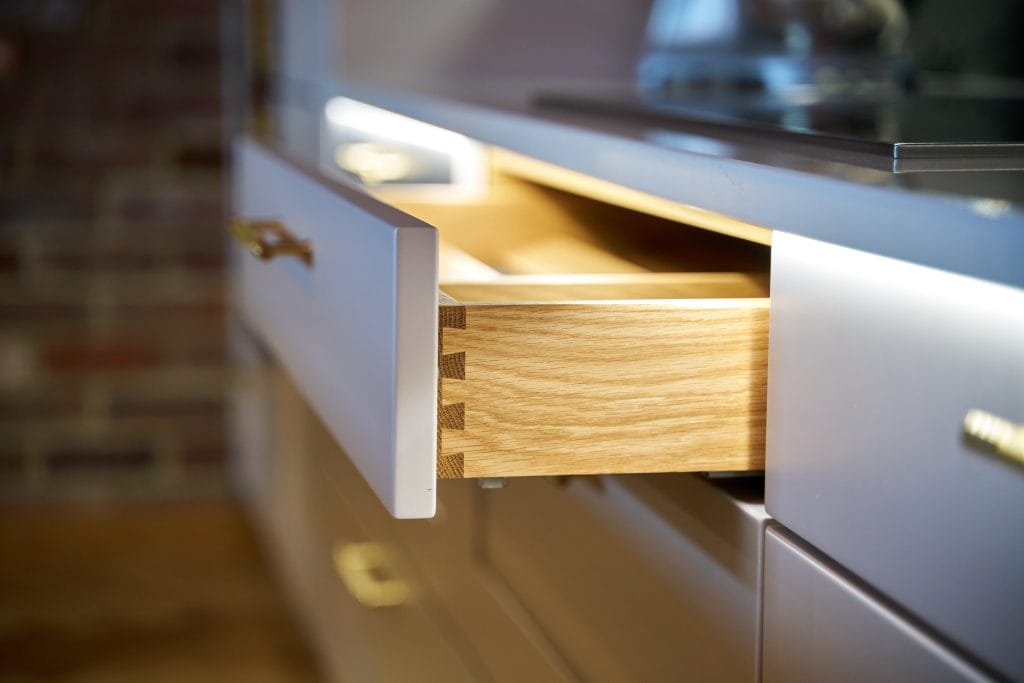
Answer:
[232,139,768,518]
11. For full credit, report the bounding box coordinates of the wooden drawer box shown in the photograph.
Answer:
[233,139,769,518]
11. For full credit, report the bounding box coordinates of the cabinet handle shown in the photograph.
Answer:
[229,218,313,266]
[963,409,1024,467]
[332,542,410,608]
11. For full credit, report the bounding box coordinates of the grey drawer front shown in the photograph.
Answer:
[766,233,1024,681]
[485,474,768,683]
[763,528,990,683]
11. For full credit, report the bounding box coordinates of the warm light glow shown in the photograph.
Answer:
[491,148,773,246]
[334,142,414,185]
[325,97,485,190]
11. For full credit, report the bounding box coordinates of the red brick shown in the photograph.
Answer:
[20,37,91,71]
[115,195,224,224]
[43,342,161,373]
[0,189,95,221]
[34,131,155,170]
[115,299,224,318]
[183,345,226,365]
[110,398,224,419]
[169,38,220,69]
[0,35,21,79]
[183,444,226,466]
[174,144,223,169]
[105,0,220,21]
[0,90,32,120]
[0,453,22,476]
[2,0,228,497]
[0,394,82,420]
[42,251,157,271]
[122,90,221,121]
[47,446,154,473]
[181,249,225,270]
[1,302,87,322]
[0,251,18,273]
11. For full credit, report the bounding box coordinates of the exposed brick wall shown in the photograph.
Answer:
[0,0,229,497]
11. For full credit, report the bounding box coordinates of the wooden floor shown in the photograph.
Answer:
[0,499,320,683]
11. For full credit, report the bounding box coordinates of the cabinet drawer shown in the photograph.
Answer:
[484,474,768,682]
[234,139,769,518]
[306,386,481,683]
[766,233,1024,681]
[320,428,573,683]
[763,528,991,683]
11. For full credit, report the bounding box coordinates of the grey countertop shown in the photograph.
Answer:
[330,81,1024,290]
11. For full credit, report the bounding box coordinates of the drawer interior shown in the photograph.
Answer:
[378,173,770,301]
[377,166,769,481]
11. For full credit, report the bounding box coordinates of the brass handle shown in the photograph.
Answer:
[963,409,1024,467]
[332,542,410,608]
[229,218,313,265]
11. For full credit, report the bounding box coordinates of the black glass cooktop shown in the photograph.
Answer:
[535,90,1024,161]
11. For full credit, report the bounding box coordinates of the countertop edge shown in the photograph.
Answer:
[331,81,1024,290]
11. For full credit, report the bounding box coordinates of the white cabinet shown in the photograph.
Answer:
[231,41,1024,675]
[485,474,768,682]
[766,231,1024,682]
[763,528,991,683]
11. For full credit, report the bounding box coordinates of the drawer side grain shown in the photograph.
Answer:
[439,300,768,477]
[438,296,467,479]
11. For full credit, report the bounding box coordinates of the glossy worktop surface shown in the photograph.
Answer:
[330,80,1024,290]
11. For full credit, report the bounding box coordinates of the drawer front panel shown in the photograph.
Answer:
[233,140,438,518]
[308,420,480,683]
[235,139,769,519]
[327,453,573,683]
[485,475,767,682]
[763,528,990,683]
[766,232,1024,680]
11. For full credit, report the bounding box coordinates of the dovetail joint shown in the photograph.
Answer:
[437,452,465,479]
[439,402,464,430]
[439,303,468,478]
[440,351,465,380]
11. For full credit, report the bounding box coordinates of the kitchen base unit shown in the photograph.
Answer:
[232,330,770,682]
[762,527,992,683]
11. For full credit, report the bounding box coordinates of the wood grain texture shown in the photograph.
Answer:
[382,180,770,277]
[490,148,773,246]
[441,272,768,303]
[386,164,770,481]
[438,291,466,480]
[437,297,768,478]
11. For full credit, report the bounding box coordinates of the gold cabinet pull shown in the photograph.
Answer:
[332,542,410,608]
[963,409,1024,467]
[229,218,313,265]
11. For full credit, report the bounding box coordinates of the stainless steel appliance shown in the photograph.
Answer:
[537,0,1024,163]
